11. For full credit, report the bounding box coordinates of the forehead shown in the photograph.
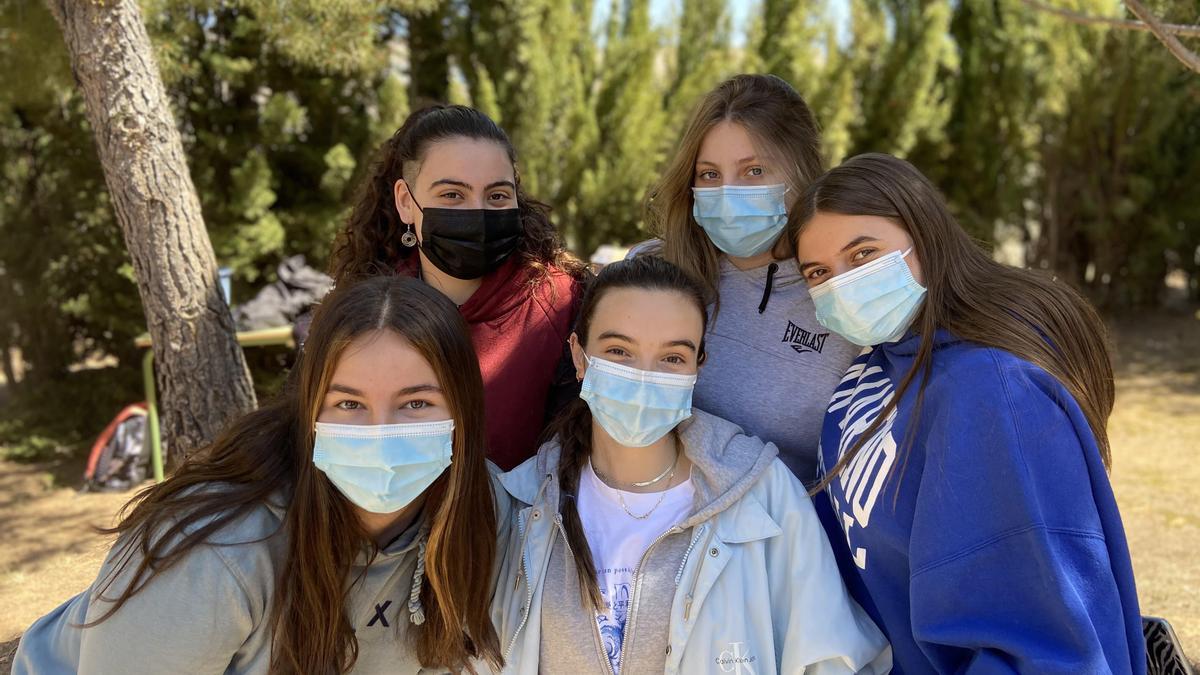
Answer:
[416,137,514,186]
[696,120,760,162]
[797,212,910,256]
[587,288,705,342]
[329,330,438,391]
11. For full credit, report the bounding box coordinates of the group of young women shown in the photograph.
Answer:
[15,73,1145,674]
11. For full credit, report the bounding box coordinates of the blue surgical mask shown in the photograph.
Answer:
[691,183,789,258]
[579,356,697,447]
[809,248,926,347]
[312,419,454,514]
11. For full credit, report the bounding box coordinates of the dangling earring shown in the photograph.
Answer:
[400,223,417,248]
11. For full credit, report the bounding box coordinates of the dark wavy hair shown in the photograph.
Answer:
[329,104,585,284]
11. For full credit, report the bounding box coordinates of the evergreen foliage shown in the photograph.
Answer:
[2,0,1197,458]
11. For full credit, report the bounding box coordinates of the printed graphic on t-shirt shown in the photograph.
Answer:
[597,579,632,672]
[782,320,830,355]
[823,359,897,570]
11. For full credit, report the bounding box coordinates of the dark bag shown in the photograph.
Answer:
[1144,616,1196,675]
[82,404,149,492]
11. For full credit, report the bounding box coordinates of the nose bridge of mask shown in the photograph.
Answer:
[809,249,912,300]
[693,184,788,220]
[585,355,697,392]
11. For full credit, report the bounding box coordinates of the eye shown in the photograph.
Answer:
[403,400,430,410]
[335,400,362,410]
[488,191,513,202]
[806,268,828,282]
[439,190,463,200]
[605,346,630,358]
[851,247,878,263]
[746,166,764,177]
[696,169,718,181]
[664,355,686,365]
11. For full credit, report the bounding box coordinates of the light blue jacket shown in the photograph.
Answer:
[489,409,892,674]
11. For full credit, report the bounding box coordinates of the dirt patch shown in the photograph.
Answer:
[0,313,1197,672]
[0,455,133,670]
[1108,312,1200,662]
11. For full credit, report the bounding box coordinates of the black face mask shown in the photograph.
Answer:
[418,208,523,280]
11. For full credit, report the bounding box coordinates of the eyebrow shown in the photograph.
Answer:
[695,155,758,169]
[429,178,471,190]
[597,332,697,353]
[797,235,883,272]
[327,383,442,397]
[663,339,698,353]
[840,235,881,253]
[428,178,517,193]
[596,331,634,343]
[484,180,517,191]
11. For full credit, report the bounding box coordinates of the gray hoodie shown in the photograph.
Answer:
[696,256,860,484]
[490,409,891,674]
[12,494,440,674]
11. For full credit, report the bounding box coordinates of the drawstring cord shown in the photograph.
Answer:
[408,522,431,625]
[758,262,778,314]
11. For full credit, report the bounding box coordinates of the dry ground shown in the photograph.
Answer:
[1,313,1198,672]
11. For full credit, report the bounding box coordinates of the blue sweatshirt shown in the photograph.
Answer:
[815,330,1144,674]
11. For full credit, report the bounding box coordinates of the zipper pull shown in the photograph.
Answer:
[683,593,694,621]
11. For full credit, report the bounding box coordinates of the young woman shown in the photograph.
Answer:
[793,153,1144,673]
[330,105,588,470]
[490,257,891,674]
[14,276,503,674]
[644,74,858,484]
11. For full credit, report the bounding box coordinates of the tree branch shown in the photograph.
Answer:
[1019,0,1200,38]
[1121,0,1200,73]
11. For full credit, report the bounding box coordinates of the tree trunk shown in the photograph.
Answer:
[44,0,256,466]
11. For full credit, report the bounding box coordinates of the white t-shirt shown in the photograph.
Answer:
[577,461,694,674]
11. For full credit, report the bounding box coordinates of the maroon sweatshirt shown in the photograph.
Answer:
[454,259,583,470]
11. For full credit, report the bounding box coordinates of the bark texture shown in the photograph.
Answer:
[45,0,256,466]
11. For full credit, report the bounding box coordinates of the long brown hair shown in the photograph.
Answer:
[793,153,1115,494]
[545,256,709,610]
[644,74,825,301]
[329,104,585,285]
[91,276,502,674]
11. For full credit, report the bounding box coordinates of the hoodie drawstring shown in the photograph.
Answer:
[758,262,778,314]
[408,523,430,625]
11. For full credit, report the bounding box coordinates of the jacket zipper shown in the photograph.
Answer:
[503,510,535,662]
[503,475,554,662]
[673,525,706,621]
[615,524,684,673]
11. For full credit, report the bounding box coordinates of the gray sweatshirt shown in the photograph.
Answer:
[696,256,859,484]
[12,495,439,674]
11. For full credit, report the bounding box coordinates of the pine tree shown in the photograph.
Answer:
[571,0,669,250]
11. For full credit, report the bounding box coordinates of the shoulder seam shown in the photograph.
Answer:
[911,523,1106,578]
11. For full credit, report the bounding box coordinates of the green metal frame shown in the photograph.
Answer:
[137,325,294,482]
[141,349,164,482]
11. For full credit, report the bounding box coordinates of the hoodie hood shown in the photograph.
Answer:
[878,327,965,357]
[498,409,778,525]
